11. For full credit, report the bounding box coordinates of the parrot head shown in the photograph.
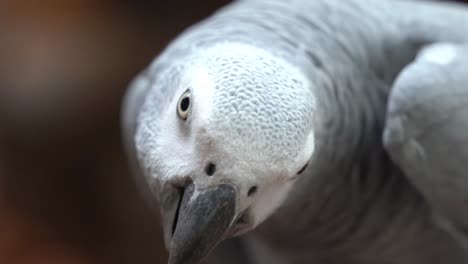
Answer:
[135,43,316,264]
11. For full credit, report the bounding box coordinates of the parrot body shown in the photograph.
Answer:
[122,0,468,263]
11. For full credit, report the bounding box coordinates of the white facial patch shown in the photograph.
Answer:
[250,180,295,225]
[183,66,216,126]
[418,43,458,66]
[190,43,317,226]
[195,42,316,169]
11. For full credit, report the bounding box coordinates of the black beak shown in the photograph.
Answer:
[168,182,237,264]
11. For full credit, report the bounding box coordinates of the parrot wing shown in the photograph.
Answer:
[384,43,468,250]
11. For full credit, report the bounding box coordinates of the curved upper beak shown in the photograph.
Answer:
[167,182,237,264]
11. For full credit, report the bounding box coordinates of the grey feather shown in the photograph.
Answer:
[122,0,468,263]
[122,69,159,211]
[384,43,468,251]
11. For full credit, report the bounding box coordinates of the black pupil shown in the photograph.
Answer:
[180,96,190,112]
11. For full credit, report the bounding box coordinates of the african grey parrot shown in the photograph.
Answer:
[121,0,468,263]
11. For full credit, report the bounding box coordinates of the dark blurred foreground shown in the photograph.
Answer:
[1,0,467,264]
[0,1,229,263]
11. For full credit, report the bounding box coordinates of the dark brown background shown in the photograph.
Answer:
[0,1,466,264]
[0,1,230,263]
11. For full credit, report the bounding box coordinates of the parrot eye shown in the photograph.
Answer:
[297,162,308,175]
[177,89,191,120]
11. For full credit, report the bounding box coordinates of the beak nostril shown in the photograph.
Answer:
[247,186,258,197]
[205,163,216,176]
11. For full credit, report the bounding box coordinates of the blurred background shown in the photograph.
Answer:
[0,1,231,263]
[0,0,466,264]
